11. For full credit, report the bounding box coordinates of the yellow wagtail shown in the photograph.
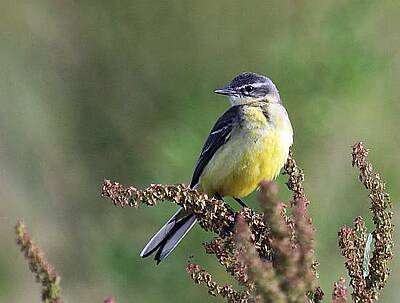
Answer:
[140,72,293,263]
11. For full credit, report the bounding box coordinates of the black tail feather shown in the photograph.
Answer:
[154,214,196,264]
[140,208,196,263]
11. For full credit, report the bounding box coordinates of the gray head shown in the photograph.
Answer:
[214,72,280,106]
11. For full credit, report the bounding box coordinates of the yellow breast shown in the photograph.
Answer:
[199,104,293,198]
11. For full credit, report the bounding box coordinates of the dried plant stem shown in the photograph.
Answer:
[338,142,394,303]
[235,213,285,303]
[14,141,393,303]
[101,150,322,303]
[332,278,348,303]
[203,237,250,287]
[234,181,318,303]
[284,151,322,301]
[15,221,63,303]
[186,262,253,303]
[100,142,393,303]
[101,181,271,257]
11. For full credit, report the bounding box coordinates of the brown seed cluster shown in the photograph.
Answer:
[203,237,250,287]
[338,217,368,300]
[234,181,318,303]
[186,262,253,303]
[284,150,309,207]
[337,142,394,303]
[185,175,320,303]
[13,141,394,303]
[235,214,283,303]
[332,278,348,303]
[283,152,321,299]
[99,142,393,303]
[15,221,63,303]
[101,180,272,249]
[16,143,394,303]
[101,181,235,237]
[101,150,322,303]
[14,141,394,303]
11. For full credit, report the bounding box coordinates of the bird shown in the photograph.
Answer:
[140,72,293,264]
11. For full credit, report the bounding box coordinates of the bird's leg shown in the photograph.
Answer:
[215,193,235,213]
[234,198,249,208]
[215,193,224,201]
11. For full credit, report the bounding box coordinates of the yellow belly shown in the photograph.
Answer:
[199,106,292,198]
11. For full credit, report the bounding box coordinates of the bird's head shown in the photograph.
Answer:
[214,72,280,106]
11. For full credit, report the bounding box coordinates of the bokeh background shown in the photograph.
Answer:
[1,1,399,302]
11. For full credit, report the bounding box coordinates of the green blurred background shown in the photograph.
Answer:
[1,1,399,302]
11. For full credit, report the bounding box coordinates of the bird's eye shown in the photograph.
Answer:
[244,85,253,93]
[240,85,254,95]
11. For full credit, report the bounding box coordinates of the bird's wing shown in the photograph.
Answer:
[190,105,240,188]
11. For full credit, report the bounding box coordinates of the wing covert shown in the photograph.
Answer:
[189,105,240,188]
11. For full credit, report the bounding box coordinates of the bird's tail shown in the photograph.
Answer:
[140,207,197,264]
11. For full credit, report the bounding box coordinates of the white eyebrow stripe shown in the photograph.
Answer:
[236,82,266,90]
[252,82,266,88]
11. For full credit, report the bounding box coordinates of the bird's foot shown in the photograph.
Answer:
[234,198,249,208]
[215,193,236,214]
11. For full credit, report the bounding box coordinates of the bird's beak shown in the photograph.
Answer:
[213,87,235,96]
